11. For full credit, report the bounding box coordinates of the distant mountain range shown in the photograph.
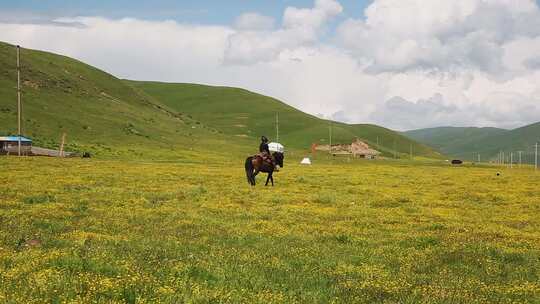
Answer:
[403,123,540,162]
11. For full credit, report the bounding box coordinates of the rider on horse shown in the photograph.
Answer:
[259,136,278,170]
[245,136,284,186]
[260,136,270,154]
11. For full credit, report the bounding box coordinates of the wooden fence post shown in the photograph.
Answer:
[59,133,66,157]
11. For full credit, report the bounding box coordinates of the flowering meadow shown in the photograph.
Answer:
[0,157,538,303]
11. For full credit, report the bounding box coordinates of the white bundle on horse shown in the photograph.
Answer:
[268,142,284,153]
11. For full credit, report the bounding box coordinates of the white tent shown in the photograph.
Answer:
[300,157,312,165]
[268,142,285,153]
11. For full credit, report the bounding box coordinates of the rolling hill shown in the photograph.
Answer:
[0,41,230,158]
[0,41,441,159]
[127,81,442,159]
[403,127,508,159]
[404,124,540,162]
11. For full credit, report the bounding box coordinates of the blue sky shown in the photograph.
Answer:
[0,0,372,24]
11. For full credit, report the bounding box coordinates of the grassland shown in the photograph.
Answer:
[1,39,537,304]
[1,156,538,303]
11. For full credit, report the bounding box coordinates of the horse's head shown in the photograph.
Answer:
[273,152,284,168]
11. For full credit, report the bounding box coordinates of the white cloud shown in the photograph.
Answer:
[224,0,343,65]
[0,17,233,82]
[1,0,540,131]
[233,13,275,31]
[370,94,464,130]
[370,92,540,130]
[283,0,343,30]
[337,0,540,74]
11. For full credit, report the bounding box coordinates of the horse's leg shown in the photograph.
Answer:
[248,169,254,186]
[253,169,260,185]
[246,158,257,186]
[249,164,256,186]
[250,169,256,186]
[266,170,274,186]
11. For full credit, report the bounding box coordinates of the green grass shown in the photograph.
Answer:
[0,156,538,303]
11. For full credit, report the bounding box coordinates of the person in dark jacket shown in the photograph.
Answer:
[259,136,270,154]
[258,136,278,170]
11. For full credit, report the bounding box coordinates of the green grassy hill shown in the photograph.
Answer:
[403,127,508,159]
[469,122,540,162]
[0,41,441,159]
[0,42,250,158]
[127,81,442,159]
[404,124,540,162]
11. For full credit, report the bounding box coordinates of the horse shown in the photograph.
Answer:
[244,152,284,186]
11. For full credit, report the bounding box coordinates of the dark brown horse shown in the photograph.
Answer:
[245,152,284,186]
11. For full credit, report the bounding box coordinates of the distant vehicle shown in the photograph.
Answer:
[451,160,463,165]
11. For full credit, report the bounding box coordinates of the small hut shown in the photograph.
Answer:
[350,139,381,159]
[0,136,32,155]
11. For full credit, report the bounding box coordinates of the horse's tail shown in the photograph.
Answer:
[245,156,254,185]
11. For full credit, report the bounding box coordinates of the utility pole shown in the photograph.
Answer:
[16,45,21,156]
[518,151,522,168]
[410,143,413,160]
[478,153,480,163]
[59,133,66,158]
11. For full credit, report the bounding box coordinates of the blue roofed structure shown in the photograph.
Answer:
[0,136,32,142]
[0,136,33,155]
